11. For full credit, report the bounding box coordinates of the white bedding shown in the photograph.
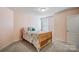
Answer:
[22,30,40,51]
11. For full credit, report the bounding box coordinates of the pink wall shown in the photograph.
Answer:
[0,8,14,50]
[14,13,41,40]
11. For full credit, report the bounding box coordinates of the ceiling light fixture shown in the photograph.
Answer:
[41,8,46,12]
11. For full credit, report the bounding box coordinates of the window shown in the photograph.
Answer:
[41,17,49,31]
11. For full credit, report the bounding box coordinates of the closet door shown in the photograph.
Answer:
[67,14,79,48]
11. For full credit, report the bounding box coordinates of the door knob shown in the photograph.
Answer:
[67,30,69,32]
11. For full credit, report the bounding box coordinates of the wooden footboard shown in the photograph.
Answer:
[39,32,52,49]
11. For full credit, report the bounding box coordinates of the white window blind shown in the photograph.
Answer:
[41,18,49,31]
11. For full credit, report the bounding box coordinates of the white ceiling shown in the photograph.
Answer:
[9,7,70,17]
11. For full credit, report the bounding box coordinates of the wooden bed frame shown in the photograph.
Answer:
[21,28,52,51]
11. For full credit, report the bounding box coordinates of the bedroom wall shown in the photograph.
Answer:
[0,7,15,50]
[54,8,79,42]
[14,13,41,40]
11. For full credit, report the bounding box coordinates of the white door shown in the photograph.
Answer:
[67,15,79,48]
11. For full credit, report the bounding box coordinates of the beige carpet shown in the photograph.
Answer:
[0,39,79,52]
